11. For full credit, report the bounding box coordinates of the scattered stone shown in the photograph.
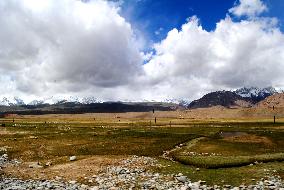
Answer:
[0,154,283,190]
[28,162,43,169]
[200,180,206,185]
[69,156,77,161]
[69,180,77,184]
[176,176,187,183]
[55,176,62,181]
[224,184,231,188]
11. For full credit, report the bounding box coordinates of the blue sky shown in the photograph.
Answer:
[119,0,284,45]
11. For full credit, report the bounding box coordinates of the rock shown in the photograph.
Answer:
[69,156,77,161]
[90,186,99,190]
[81,184,88,189]
[1,154,283,190]
[190,182,200,189]
[55,176,62,181]
[28,162,43,169]
[177,173,183,176]
[154,173,160,178]
[200,180,206,185]
[3,154,8,159]
[118,168,127,174]
[176,176,187,183]
[69,180,77,184]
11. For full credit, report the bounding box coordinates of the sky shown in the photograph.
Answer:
[0,0,284,103]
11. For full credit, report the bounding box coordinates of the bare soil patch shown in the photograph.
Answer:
[3,155,124,183]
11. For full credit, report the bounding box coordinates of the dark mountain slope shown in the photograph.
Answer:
[188,91,252,109]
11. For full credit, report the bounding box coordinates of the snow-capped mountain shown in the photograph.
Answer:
[81,97,103,104]
[0,97,25,106]
[234,87,278,103]
[0,97,12,106]
[40,96,103,105]
[0,87,280,107]
[0,96,103,106]
[28,100,45,106]
[121,98,191,107]
[160,98,191,106]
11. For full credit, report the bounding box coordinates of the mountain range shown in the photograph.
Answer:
[0,87,279,107]
[0,87,282,115]
[188,91,252,109]
[188,87,281,109]
[0,96,103,106]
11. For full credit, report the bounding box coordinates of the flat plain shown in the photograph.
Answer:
[0,108,284,187]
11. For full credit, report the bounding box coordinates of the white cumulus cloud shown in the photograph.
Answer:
[0,0,143,102]
[144,13,284,100]
[1,0,284,103]
[229,0,267,17]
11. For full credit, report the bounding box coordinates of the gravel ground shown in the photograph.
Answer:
[0,154,283,190]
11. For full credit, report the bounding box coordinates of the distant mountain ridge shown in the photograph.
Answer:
[257,93,284,108]
[0,96,104,106]
[0,101,177,116]
[188,91,253,109]
[188,87,280,109]
[0,86,280,108]
[0,96,190,107]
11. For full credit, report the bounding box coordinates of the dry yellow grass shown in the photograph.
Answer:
[3,105,284,125]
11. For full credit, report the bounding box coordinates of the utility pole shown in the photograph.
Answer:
[273,106,276,124]
[274,116,276,124]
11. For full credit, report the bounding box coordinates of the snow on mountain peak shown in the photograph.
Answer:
[0,96,104,106]
[235,86,277,97]
[0,97,25,106]
[234,86,278,102]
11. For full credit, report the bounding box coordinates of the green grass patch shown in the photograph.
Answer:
[173,153,284,168]
[0,124,200,161]
[155,158,284,186]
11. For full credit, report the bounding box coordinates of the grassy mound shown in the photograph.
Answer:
[173,153,284,168]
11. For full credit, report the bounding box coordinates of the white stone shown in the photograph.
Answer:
[69,156,77,161]
[69,180,76,184]
[176,176,187,183]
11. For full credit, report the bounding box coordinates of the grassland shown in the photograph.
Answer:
[0,111,284,186]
